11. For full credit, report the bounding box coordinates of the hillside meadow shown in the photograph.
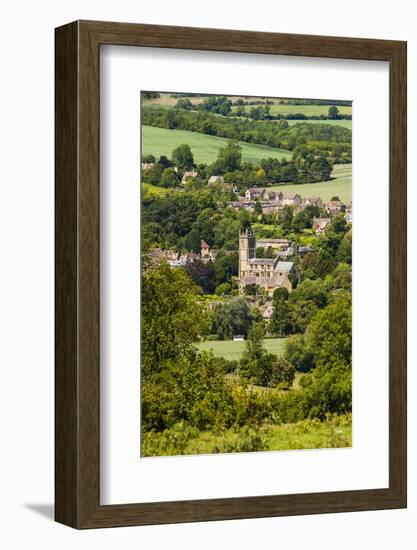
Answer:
[142,125,292,165]
[270,164,352,202]
[286,118,352,130]
[232,103,352,117]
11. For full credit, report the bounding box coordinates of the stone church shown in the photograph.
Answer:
[238,229,293,296]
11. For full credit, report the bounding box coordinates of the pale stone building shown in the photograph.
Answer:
[238,230,293,296]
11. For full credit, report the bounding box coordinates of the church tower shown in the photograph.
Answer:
[239,229,256,280]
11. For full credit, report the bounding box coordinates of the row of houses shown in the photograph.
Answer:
[142,165,351,222]
[230,188,351,217]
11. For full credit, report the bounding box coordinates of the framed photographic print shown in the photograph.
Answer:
[55,20,407,528]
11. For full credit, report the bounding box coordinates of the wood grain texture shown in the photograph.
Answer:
[55,20,407,529]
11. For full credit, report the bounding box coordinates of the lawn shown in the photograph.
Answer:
[269,164,352,203]
[142,125,292,165]
[196,337,287,360]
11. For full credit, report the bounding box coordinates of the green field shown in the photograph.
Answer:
[270,164,352,203]
[142,182,171,196]
[286,118,352,130]
[142,125,292,165]
[196,337,286,360]
[232,103,352,117]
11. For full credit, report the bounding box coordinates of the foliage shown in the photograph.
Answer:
[142,414,352,456]
[142,105,352,163]
[211,297,254,340]
[141,263,210,379]
[239,324,295,388]
[172,143,194,170]
[184,259,216,294]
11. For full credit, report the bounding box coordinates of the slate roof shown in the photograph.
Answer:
[274,261,294,272]
[248,258,275,266]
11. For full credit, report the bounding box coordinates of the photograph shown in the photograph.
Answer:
[141,91,353,457]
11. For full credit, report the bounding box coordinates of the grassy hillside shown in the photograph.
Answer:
[286,119,352,130]
[196,337,286,360]
[270,164,352,203]
[142,125,292,165]
[232,103,352,117]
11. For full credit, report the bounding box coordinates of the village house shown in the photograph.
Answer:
[238,230,292,297]
[303,196,323,208]
[263,190,283,201]
[200,240,218,262]
[260,200,283,214]
[313,217,331,234]
[228,201,255,212]
[276,247,295,259]
[168,251,199,268]
[324,200,346,216]
[274,261,296,277]
[141,162,155,171]
[245,187,266,201]
[181,169,198,184]
[282,193,302,206]
[257,238,291,251]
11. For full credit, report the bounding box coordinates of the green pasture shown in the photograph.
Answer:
[269,164,352,203]
[232,103,352,117]
[142,125,292,165]
[196,337,287,361]
[286,118,352,130]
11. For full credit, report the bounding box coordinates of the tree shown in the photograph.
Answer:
[215,282,231,296]
[184,259,216,294]
[158,155,173,168]
[303,292,351,409]
[273,287,289,302]
[240,324,294,388]
[215,141,242,173]
[270,298,292,337]
[213,251,238,286]
[289,278,328,308]
[141,263,209,379]
[172,144,194,170]
[278,206,293,231]
[160,167,180,188]
[212,298,254,340]
[201,95,232,116]
[284,334,315,373]
[176,98,193,110]
[142,154,155,163]
[141,162,165,185]
[328,106,340,119]
[292,205,320,232]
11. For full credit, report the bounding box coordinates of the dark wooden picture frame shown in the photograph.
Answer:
[55,20,407,529]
